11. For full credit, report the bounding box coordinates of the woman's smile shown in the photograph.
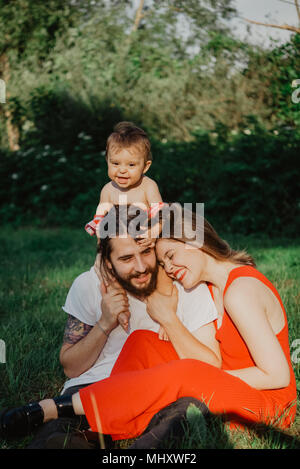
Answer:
[173,268,187,282]
[156,238,204,289]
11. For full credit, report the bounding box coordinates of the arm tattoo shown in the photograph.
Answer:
[63,314,93,345]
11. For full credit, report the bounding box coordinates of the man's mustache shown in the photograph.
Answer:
[128,269,153,280]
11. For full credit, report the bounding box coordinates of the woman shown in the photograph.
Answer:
[0,211,297,440]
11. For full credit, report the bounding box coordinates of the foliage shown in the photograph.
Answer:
[2,28,299,147]
[0,123,299,236]
[0,0,96,59]
[0,3,299,236]
[1,0,299,147]
[242,34,300,128]
[0,0,241,146]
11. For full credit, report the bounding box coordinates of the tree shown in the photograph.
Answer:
[242,0,300,35]
[128,0,237,55]
[0,0,94,150]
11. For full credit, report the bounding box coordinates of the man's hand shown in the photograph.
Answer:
[99,278,131,333]
[146,284,178,326]
[96,261,131,333]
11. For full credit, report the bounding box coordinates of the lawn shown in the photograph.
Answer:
[0,227,299,449]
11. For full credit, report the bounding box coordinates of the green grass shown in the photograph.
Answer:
[0,228,299,449]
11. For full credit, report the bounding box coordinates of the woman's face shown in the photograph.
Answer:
[156,238,205,289]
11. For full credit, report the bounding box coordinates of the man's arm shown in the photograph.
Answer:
[59,314,111,379]
[60,280,129,379]
[62,314,93,345]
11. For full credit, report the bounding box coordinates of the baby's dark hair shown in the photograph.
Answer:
[105,122,152,163]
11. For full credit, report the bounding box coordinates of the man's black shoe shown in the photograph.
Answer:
[0,402,44,438]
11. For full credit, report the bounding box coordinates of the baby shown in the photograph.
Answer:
[85,121,163,236]
[85,122,167,339]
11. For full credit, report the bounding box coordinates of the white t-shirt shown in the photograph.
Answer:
[61,266,217,392]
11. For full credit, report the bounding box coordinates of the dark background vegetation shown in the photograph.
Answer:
[0,0,299,236]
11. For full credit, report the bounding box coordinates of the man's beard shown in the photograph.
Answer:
[110,263,158,298]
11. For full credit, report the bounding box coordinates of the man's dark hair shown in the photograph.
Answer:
[97,204,149,275]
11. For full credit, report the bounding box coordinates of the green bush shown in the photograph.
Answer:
[151,123,300,236]
[1,122,299,236]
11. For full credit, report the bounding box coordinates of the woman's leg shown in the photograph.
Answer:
[79,357,284,440]
[1,331,288,439]
[110,330,179,375]
[28,331,172,424]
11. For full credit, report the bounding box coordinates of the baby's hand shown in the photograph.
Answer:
[99,263,131,333]
[118,312,130,333]
[158,325,169,341]
[136,237,155,248]
[137,220,161,241]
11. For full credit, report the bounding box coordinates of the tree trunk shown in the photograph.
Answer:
[0,53,20,151]
[131,0,145,33]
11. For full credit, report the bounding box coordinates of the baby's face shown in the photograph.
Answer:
[107,147,151,189]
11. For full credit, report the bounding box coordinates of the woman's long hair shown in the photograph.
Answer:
[158,204,256,267]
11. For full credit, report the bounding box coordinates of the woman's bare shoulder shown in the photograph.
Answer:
[224,276,264,309]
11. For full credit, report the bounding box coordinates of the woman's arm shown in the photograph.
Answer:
[146,286,221,368]
[223,278,290,390]
[164,317,221,367]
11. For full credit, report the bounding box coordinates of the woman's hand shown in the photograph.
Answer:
[146,284,178,326]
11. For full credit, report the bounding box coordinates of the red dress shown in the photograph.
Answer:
[79,266,297,440]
